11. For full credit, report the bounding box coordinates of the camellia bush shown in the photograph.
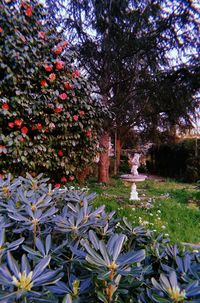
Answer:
[0,0,106,183]
[0,173,200,303]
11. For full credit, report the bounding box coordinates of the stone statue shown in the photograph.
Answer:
[121,152,146,201]
[131,153,140,176]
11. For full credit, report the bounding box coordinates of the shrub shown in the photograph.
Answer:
[148,139,200,182]
[0,173,200,302]
[118,154,130,174]
[0,0,107,183]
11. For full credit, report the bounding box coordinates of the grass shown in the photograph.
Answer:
[87,178,200,244]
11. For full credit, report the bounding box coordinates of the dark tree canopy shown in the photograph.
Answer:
[50,0,200,130]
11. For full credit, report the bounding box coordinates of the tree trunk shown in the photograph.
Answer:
[77,166,90,184]
[116,138,122,171]
[113,130,117,176]
[98,131,110,183]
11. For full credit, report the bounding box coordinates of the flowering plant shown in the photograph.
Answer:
[0,0,107,183]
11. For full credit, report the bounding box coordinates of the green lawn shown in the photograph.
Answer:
[88,178,200,244]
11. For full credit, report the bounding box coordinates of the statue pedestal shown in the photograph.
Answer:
[130,182,139,200]
[120,174,147,201]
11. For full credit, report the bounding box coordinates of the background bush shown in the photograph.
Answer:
[147,139,200,182]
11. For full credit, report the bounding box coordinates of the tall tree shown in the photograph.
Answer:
[47,0,200,182]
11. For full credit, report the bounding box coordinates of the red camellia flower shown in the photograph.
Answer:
[59,93,68,100]
[8,122,14,128]
[69,176,75,181]
[0,27,3,33]
[75,69,80,77]
[2,103,9,110]
[44,64,52,72]
[64,81,72,90]
[58,150,63,157]
[61,176,67,182]
[86,130,92,138]
[55,60,64,70]
[36,123,42,130]
[73,115,79,121]
[38,31,46,39]
[54,46,62,55]
[14,119,23,127]
[79,110,85,116]
[40,80,48,87]
[61,41,68,48]
[21,127,28,135]
[18,137,25,142]
[49,73,56,81]
[55,183,61,188]
[54,107,63,113]
[72,69,80,78]
[0,146,6,154]
[25,6,33,17]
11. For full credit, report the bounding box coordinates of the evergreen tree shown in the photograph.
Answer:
[50,0,199,182]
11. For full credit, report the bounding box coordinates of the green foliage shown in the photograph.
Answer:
[0,0,106,183]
